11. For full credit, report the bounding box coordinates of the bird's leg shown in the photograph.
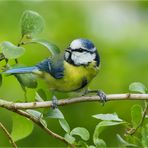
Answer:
[85,89,107,105]
[97,90,107,105]
[51,95,58,109]
[82,88,89,96]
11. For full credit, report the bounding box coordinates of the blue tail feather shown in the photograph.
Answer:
[4,66,39,74]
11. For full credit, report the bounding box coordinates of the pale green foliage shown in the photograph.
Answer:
[59,119,70,133]
[31,39,60,55]
[117,134,137,147]
[21,10,44,36]
[129,82,147,94]
[35,91,44,102]
[64,133,75,144]
[48,108,64,119]
[131,104,143,128]
[70,127,90,141]
[1,41,25,59]
[92,113,123,121]
[15,73,37,89]
[26,109,47,127]
[11,113,33,142]
[93,120,125,147]
[26,109,43,119]
[36,89,47,101]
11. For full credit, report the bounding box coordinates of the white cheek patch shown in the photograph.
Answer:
[71,51,96,65]
[64,51,70,60]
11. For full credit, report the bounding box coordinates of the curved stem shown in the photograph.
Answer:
[5,109,73,147]
[0,122,17,148]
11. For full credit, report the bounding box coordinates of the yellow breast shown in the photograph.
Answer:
[43,61,99,92]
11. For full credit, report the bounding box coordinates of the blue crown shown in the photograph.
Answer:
[70,38,96,52]
[80,39,95,50]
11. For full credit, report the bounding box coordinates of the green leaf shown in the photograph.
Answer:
[141,124,148,147]
[11,64,38,89]
[35,92,44,102]
[21,10,44,36]
[15,73,37,89]
[26,109,42,119]
[1,41,25,59]
[31,39,60,55]
[92,113,123,122]
[94,138,106,147]
[77,141,89,148]
[129,82,147,94]
[36,89,47,100]
[48,108,64,119]
[93,120,124,147]
[70,127,90,141]
[126,134,141,146]
[26,109,47,127]
[11,113,34,142]
[59,119,70,133]
[131,104,143,128]
[64,133,75,144]
[117,134,137,147]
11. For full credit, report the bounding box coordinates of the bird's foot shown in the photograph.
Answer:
[97,90,107,106]
[84,89,107,105]
[51,96,58,109]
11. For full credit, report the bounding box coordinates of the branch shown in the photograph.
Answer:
[0,93,147,147]
[0,122,17,148]
[3,108,74,147]
[0,93,148,109]
[12,109,68,144]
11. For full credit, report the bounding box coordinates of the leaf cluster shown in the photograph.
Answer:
[0,10,148,148]
[0,10,60,91]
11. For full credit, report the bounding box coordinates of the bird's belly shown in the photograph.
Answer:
[44,61,99,92]
[55,76,87,92]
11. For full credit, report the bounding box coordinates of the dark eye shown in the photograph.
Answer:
[73,48,94,53]
[76,48,84,52]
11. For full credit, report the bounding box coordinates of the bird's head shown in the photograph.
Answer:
[64,38,100,66]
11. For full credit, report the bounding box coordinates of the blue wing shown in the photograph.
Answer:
[4,55,64,79]
[36,55,64,79]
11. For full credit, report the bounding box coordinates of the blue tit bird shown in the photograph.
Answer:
[4,38,105,103]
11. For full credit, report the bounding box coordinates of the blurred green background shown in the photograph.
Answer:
[0,0,148,147]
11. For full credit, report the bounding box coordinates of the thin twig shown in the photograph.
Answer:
[0,122,17,148]
[3,108,72,147]
[0,93,148,109]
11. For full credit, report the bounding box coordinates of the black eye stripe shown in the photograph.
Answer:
[66,47,85,53]
[70,48,94,53]
[73,48,86,52]
[65,47,96,57]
